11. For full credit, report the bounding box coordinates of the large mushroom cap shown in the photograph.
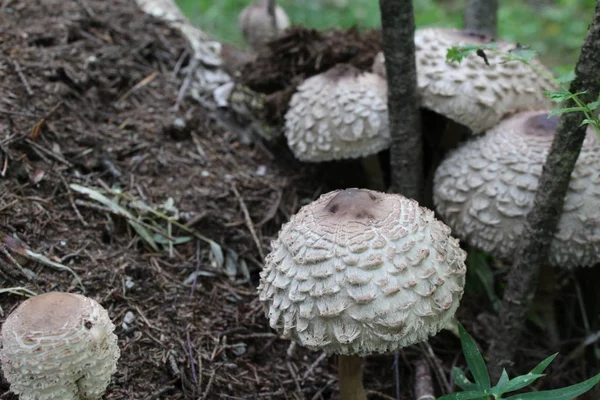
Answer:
[373,28,557,133]
[433,111,600,268]
[1,292,120,400]
[258,188,467,356]
[238,0,291,51]
[284,64,391,162]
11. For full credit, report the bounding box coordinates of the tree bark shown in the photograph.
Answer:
[267,0,278,30]
[487,1,600,379]
[378,0,423,201]
[464,0,498,37]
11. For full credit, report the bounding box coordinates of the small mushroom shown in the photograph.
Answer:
[238,0,291,52]
[372,28,557,134]
[258,188,467,399]
[284,64,391,189]
[1,292,120,400]
[433,110,600,344]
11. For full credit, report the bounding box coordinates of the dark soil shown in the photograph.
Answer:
[236,26,382,126]
[0,0,598,399]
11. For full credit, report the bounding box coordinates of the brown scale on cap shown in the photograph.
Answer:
[322,63,363,82]
[10,292,87,334]
[324,188,384,221]
[524,113,560,136]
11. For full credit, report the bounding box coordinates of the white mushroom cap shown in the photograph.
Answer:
[1,292,120,400]
[258,188,467,356]
[238,0,291,51]
[372,28,557,133]
[284,64,391,162]
[433,111,600,268]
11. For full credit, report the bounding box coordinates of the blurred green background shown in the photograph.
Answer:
[175,0,596,75]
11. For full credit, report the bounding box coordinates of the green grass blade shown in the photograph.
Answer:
[70,183,159,251]
[467,252,500,311]
[497,369,509,386]
[437,391,488,400]
[499,373,546,394]
[459,324,491,390]
[129,221,159,251]
[530,353,558,375]
[453,367,479,391]
[504,372,600,400]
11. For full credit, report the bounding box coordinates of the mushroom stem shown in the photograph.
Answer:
[360,153,386,191]
[536,263,560,347]
[338,354,366,400]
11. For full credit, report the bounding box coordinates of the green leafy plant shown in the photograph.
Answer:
[438,324,600,399]
[69,184,206,255]
[465,252,501,312]
[445,44,600,137]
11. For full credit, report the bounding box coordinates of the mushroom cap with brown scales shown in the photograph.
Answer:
[433,111,600,268]
[238,0,291,51]
[372,28,557,133]
[1,292,120,400]
[258,188,467,356]
[284,64,391,162]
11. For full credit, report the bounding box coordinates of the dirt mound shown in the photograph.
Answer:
[0,0,327,398]
[237,26,383,125]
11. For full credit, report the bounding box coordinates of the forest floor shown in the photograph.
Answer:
[0,0,598,399]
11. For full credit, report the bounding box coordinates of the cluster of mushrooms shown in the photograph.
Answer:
[236,3,600,397]
[2,2,600,400]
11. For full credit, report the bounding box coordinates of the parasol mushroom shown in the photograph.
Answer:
[284,64,391,190]
[258,188,467,399]
[1,292,120,400]
[238,0,291,52]
[372,27,557,134]
[433,110,600,344]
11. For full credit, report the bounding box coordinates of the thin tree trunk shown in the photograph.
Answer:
[464,0,498,37]
[267,0,278,30]
[378,0,423,200]
[487,1,600,379]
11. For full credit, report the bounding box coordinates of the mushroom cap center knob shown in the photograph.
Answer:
[324,188,385,221]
